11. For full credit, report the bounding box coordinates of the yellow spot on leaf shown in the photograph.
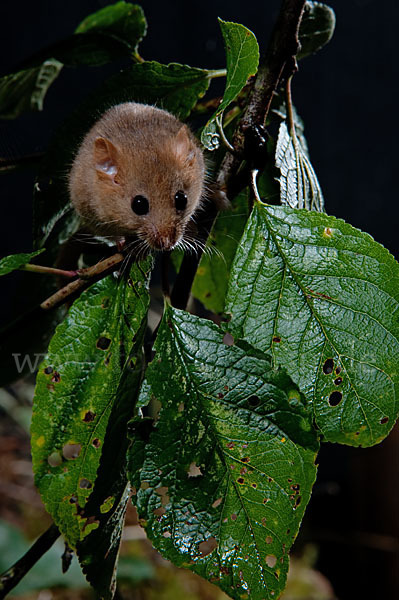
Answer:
[36,436,45,447]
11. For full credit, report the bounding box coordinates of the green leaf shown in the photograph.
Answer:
[275,121,324,211]
[0,60,63,120]
[298,2,336,60]
[33,61,211,250]
[0,249,45,276]
[31,258,152,550]
[75,0,147,58]
[191,190,249,313]
[225,203,399,447]
[129,305,319,600]
[201,19,259,150]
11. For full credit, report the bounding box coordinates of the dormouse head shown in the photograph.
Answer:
[90,123,205,250]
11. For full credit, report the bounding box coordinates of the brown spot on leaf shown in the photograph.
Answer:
[231,513,237,521]
[83,410,95,423]
[44,366,53,375]
[272,336,281,343]
[217,392,224,399]
[334,377,343,385]
[237,477,245,484]
[266,536,273,544]
[199,537,218,557]
[92,438,101,448]
[241,457,250,463]
[226,442,235,449]
[163,531,171,538]
[380,416,389,424]
[51,372,61,383]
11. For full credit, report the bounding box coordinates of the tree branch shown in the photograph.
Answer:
[171,0,306,310]
[0,524,60,598]
[40,252,124,310]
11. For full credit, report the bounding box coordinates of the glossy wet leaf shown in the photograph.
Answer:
[33,61,211,250]
[275,121,324,211]
[298,2,336,60]
[129,306,319,600]
[0,249,45,276]
[225,203,399,447]
[0,60,63,120]
[191,190,249,313]
[31,258,151,550]
[201,19,259,150]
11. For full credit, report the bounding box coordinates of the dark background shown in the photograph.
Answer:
[0,1,398,599]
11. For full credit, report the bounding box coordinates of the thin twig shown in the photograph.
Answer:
[40,252,124,310]
[0,524,60,598]
[20,263,78,278]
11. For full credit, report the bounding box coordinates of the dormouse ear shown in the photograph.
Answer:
[173,125,196,167]
[93,137,120,182]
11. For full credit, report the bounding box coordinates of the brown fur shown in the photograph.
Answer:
[68,102,205,250]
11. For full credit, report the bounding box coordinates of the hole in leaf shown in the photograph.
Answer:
[79,478,92,489]
[62,443,81,460]
[265,555,277,568]
[212,497,222,508]
[329,391,343,406]
[380,416,389,424]
[222,333,234,346]
[272,336,281,343]
[334,377,343,385]
[48,452,62,467]
[154,507,166,517]
[263,498,269,504]
[247,395,260,407]
[92,438,101,448]
[69,495,78,504]
[44,366,53,375]
[199,537,218,557]
[237,478,245,484]
[252,483,257,489]
[83,411,96,423]
[241,457,250,463]
[51,371,61,383]
[97,337,111,350]
[322,358,334,374]
[187,462,203,477]
[335,366,342,375]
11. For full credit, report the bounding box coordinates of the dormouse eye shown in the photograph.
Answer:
[131,195,149,215]
[174,190,187,211]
